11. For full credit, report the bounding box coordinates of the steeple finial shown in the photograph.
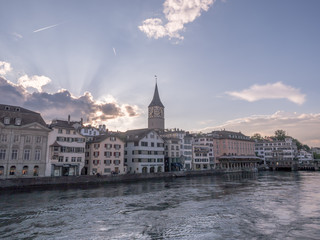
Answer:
[155,75,157,84]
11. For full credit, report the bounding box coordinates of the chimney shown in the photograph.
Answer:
[80,118,83,126]
[68,115,70,124]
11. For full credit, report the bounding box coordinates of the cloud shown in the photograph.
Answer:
[200,111,320,146]
[18,74,51,92]
[33,23,60,33]
[0,61,12,76]
[0,76,139,127]
[226,82,306,105]
[113,47,117,56]
[139,0,214,40]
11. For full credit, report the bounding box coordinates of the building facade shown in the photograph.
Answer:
[47,118,86,176]
[255,137,298,170]
[124,129,165,173]
[0,104,50,178]
[85,134,125,175]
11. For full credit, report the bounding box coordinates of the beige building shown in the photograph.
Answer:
[85,134,125,175]
[47,117,85,176]
[0,104,50,178]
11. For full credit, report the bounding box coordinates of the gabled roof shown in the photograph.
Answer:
[0,104,47,127]
[88,133,125,144]
[49,119,81,130]
[148,83,164,108]
[125,128,157,142]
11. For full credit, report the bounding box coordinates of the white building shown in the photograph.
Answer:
[255,137,298,169]
[161,129,193,170]
[297,149,314,164]
[47,117,86,176]
[192,145,212,170]
[124,129,164,173]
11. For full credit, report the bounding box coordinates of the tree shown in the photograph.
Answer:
[251,133,263,141]
[274,129,287,141]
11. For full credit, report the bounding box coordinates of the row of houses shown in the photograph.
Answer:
[0,82,316,178]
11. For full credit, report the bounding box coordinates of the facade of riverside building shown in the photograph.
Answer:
[47,117,85,176]
[255,137,298,168]
[124,129,165,173]
[85,134,125,175]
[0,104,50,178]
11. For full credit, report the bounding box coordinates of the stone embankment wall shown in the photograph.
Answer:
[0,169,249,190]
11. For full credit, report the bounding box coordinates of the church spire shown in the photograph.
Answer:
[148,78,164,108]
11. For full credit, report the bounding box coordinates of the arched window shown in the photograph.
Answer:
[142,167,148,173]
[157,166,162,172]
[0,166,4,175]
[10,166,16,175]
[33,166,39,176]
[22,166,28,175]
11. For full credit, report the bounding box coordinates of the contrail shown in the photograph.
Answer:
[113,47,117,56]
[33,23,59,33]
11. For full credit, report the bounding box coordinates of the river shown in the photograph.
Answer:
[0,171,320,239]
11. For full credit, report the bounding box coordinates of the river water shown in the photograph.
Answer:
[0,171,320,240]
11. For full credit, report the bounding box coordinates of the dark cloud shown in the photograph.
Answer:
[126,105,138,117]
[0,77,138,124]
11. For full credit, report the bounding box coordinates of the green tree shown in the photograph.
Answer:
[274,129,287,140]
[251,133,263,141]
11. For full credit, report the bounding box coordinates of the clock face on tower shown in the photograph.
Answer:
[149,106,163,118]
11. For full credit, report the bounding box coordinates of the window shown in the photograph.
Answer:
[104,151,112,157]
[14,135,19,142]
[114,152,121,157]
[114,144,121,150]
[36,136,42,143]
[58,129,63,134]
[35,150,41,161]
[94,144,100,149]
[71,157,76,162]
[104,160,111,165]
[77,157,82,162]
[10,166,16,175]
[15,118,21,125]
[24,149,31,160]
[0,149,6,160]
[105,144,112,149]
[93,160,100,165]
[151,142,154,147]
[33,166,39,176]
[93,152,99,157]
[110,137,116,141]
[22,166,28,175]
[104,168,111,173]
[1,134,7,142]
[25,135,31,143]
[0,166,4,175]
[65,157,69,162]
[4,117,10,125]
[11,149,18,160]
[141,142,148,147]
[114,160,120,165]
[66,130,70,134]
[58,156,63,162]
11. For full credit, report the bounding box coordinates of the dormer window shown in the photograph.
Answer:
[15,118,21,125]
[15,108,20,112]
[5,106,10,110]
[4,117,10,125]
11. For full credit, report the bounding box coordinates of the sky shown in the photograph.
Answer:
[0,0,320,146]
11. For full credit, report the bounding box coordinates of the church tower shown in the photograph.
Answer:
[148,79,165,130]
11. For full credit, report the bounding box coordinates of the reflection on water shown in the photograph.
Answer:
[0,172,320,239]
